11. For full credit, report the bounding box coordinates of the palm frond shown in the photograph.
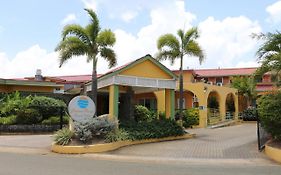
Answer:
[183,27,199,46]
[100,47,117,68]
[157,34,180,59]
[97,29,116,47]
[155,50,180,64]
[62,24,91,45]
[56,37,89,67]
[184,40,205,64]
[84,9,100,41]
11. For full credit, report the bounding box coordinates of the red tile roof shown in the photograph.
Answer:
[192,67,257,77]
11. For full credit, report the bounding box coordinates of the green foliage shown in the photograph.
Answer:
[53,128,73,145]
[0,92,67,125]
[0,115,17,125]
[30,96,66,120]
[182,108,199,128]
[74,115,117,143]
[104,128,131,143]
[241,107,257,121]
[231,76,256,104]
[0,92,32,117]
[257,92,281,140]
[253,31,281,85]
[134,105,156,122]
[41,116,69,125]
[120,119,185,141]
[226,97,235,112]
[208,96,219,109]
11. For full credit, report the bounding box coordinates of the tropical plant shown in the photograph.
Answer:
[104,128,131,143]
[55,9,117,106]
[53,128,73,145]
[231,76,256,106]
[156,27,205,120]
[134,105,156,122]
[257,92,281,140]
[253,31,281,86]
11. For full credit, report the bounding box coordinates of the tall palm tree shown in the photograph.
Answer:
[55,9,117,107]
[156,27,205,120]
[253,31,281,85]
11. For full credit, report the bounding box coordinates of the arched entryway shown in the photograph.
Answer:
[175,90,199,110]
[207,91,220,125]
[225,93,235,120]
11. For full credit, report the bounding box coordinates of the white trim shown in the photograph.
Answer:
[91,75,176,91]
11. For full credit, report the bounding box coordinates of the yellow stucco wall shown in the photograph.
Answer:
[120,59,172,79]
[0,84,62,93]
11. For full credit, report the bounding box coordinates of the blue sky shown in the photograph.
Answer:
[0,0,281,78]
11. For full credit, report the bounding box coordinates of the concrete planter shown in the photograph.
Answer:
[265,141,281,164]
[52,133,195,154]
[0,124,65,133]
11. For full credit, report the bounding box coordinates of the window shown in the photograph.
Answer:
[138,98,157,111]
[216,77,223,84]
[177,98,186,109]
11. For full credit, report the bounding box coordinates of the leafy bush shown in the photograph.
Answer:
[53,128,73,145]
[104,128,131,143]
[30,96,66,120]
[0,115,17,125]
[120,119,185,140]
[16,109,42,124]
[74,115,117,143]
[41,116,69,125]
[182,108,199,128]
[241,107,257,121]
[134,105,156,122]
[0,93,32,117]
[257,92,281,140]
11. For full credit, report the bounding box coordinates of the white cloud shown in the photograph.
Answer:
[113,0,196,71]
[121,11,138,22]
[0,45,111,78]
[198,16,262,69]
[61,14,77,25]
[235,61,260,68]
[266,0,281,24]
[81,0,99,11]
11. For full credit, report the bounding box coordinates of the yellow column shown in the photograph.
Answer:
[154,90,165,116]
[164,89,175,119]
[109,85,119,120]
[198,97,208,128]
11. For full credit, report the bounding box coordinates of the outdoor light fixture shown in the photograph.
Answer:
[203,86,208,93]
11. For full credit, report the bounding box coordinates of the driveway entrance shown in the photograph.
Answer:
[108,123,269,160]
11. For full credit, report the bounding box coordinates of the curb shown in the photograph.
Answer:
[265,142,281,164]
[52,133,195,154]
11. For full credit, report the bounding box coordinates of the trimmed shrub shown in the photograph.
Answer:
[158,111,166,120]
[16,109,42,124]
[241,107,257,121]
[104,128,131,143]
[134,105,151,122]
[182,108,199,128]
[30,96,66,120]
[120,119,185,141]
[0,115,17,125]
[257,92,281,140]
[74,115,118,143]
[41,116,69,125]
[53,128,73,145]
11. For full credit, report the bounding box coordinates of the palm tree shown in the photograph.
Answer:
[156,27,205,120]
[55,9,117,107]
[253,31,281,85]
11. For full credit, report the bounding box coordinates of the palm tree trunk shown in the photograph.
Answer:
[91,59,98,114]
[179,55,184,121]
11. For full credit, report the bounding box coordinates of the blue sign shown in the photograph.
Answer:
[77,99,89,108]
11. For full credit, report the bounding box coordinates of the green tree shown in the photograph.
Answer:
[231,76,256,106]
[156,27,205,120]
[55,9,117,106]
[253,31,281,85]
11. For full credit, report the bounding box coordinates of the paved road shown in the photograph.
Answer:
[108,123,269,160]
[0,152,280,175]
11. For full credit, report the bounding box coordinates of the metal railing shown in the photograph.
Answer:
[257,112,271,151]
